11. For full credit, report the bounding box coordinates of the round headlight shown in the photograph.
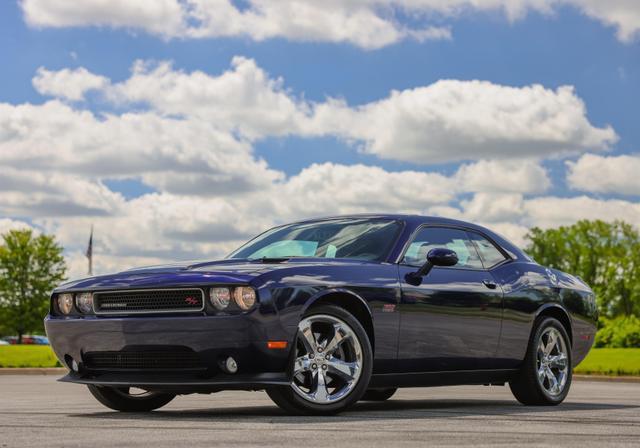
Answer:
[57,293,74,315]
[76,292,93,314]
[233,287,257,310]
[210,287,231,310]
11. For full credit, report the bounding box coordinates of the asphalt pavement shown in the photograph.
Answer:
[0,374,638,447]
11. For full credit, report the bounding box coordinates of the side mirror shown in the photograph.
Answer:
[426,248,459,268]
[405,248,458,286]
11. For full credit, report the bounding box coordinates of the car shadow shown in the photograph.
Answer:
[69,398,640,423]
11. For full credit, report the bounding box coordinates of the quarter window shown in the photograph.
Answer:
[402,227,483,269]
[467,232,508,268]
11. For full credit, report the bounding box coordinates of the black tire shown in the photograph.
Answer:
[360,388,397,402]
[267,304,373,415]
[87,385,175,412]
[509,317,572,406]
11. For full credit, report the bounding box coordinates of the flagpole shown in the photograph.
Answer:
[86,225,93,276]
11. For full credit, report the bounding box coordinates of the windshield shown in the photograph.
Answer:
[228,218,402,262]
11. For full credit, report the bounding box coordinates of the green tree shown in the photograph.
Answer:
[526,220,640,318]
[0,229,66,342]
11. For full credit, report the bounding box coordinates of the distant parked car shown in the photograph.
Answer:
[31,335,50,345]
[1,335,48,345]
[0,340,9,346]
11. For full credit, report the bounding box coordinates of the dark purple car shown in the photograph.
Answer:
[45,215,597,415]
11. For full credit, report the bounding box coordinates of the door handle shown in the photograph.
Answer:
[483,279,497,289]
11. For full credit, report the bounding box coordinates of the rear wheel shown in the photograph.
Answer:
[509,317,572,405]
[267,305,373,415]
[360,388,397,402]
[87,385,175,412]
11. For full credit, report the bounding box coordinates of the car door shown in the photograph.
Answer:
[397,226,505,372]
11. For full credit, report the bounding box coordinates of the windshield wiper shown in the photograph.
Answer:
[250,257,292,263]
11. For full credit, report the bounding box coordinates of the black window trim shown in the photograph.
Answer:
[465,229,511,270]
[396,224,513,271]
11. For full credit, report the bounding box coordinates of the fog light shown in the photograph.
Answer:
[65,355,79,372]
[224,356,238,374]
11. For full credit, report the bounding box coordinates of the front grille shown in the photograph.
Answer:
[94,289,204,314]
[83,348,203,371]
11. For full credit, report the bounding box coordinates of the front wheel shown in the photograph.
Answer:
[509,317,572,405]
[267,305,373,415]
[87,385,175,412]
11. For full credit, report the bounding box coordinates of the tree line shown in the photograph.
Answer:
[0,221,638,346]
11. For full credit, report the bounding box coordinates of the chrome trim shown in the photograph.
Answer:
[93,288,205,315]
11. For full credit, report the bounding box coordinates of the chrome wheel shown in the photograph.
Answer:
[291,314,363,404]
[536,327,569,396]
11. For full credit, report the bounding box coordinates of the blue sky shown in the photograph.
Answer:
[1,0,639,277]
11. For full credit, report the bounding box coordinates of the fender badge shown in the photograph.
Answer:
[382,304,396,313]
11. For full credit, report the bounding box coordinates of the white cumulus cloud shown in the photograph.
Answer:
[567,153,640,196]
[51,60,616,165]
[108,57,312,140]
[0,100,283,197]
[32,67,109,101]
[19,0,640,48]
[0,218,36,235]
[315,81,616,164]
[20,0,186,37]
[455,159,551,194]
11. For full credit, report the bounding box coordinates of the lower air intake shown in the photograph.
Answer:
[83,348,203,371]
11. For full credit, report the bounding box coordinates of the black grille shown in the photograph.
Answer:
[94,289,204,314]
[83,349,203,371]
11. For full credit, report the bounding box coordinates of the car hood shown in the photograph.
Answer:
[53,258,378,292]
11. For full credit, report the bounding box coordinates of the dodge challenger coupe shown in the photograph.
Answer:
[45,215,597,415]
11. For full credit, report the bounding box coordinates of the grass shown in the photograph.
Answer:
[574,348,640,376]
[0,345,639,375]
[0,345,61,368]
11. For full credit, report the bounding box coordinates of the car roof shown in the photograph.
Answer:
[293,213,459,224]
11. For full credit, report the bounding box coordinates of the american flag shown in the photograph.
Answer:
[86,225,93,275]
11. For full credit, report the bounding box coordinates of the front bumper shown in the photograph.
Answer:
[45,312,296,391]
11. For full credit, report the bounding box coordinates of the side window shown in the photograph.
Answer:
[402,227,483,269]
[467,232,508,268]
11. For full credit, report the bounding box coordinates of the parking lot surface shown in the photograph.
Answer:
[0,375,639,447]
